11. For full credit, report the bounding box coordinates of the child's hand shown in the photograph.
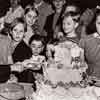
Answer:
[22,60,34,67]
[27,63,41,70]
[11,62,24,72]
[23,60,41,70]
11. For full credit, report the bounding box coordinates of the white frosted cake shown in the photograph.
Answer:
[45,41,87,85]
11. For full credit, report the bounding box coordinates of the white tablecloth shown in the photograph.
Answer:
[31,84,100,100]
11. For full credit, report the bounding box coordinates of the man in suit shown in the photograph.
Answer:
[43,0,66,42]
[33,0,53,35]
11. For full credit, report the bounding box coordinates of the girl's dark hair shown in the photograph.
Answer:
[29,34,46,45]
[24,5,41,36]
[24,5,38,16]
[10,17,27,32]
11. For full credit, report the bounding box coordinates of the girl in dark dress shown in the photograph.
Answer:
[9,17,32,63]
[9,18,35,83]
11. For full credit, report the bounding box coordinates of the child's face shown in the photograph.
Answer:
[11,23,25,42]
[25,10,37,26]
[30,40,44,56]
[53,0,65,9]
[96,15,100,35]
[62,16,77,34]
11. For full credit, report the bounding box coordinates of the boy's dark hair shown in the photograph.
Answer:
[29,34,46,45]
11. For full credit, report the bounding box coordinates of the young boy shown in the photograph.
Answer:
[22,34,46,70]
[22,34,46,91]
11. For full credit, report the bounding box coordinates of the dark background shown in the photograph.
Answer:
[0,0,99,16]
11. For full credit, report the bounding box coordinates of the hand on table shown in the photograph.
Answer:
[22,59,42,70]
[10,62,24,72]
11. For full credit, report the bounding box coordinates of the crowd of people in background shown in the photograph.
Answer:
[1,0,100,100]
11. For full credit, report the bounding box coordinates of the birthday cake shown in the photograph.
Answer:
[46,41,87,85]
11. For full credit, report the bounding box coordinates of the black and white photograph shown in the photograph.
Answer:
[0,0,100,100]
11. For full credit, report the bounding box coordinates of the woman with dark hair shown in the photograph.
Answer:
[24,5,40,45]
[9,17,32,63]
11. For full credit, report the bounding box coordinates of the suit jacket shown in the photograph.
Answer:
[36,1,53,33]
[43,11,62,43]
[44,13,55,42]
